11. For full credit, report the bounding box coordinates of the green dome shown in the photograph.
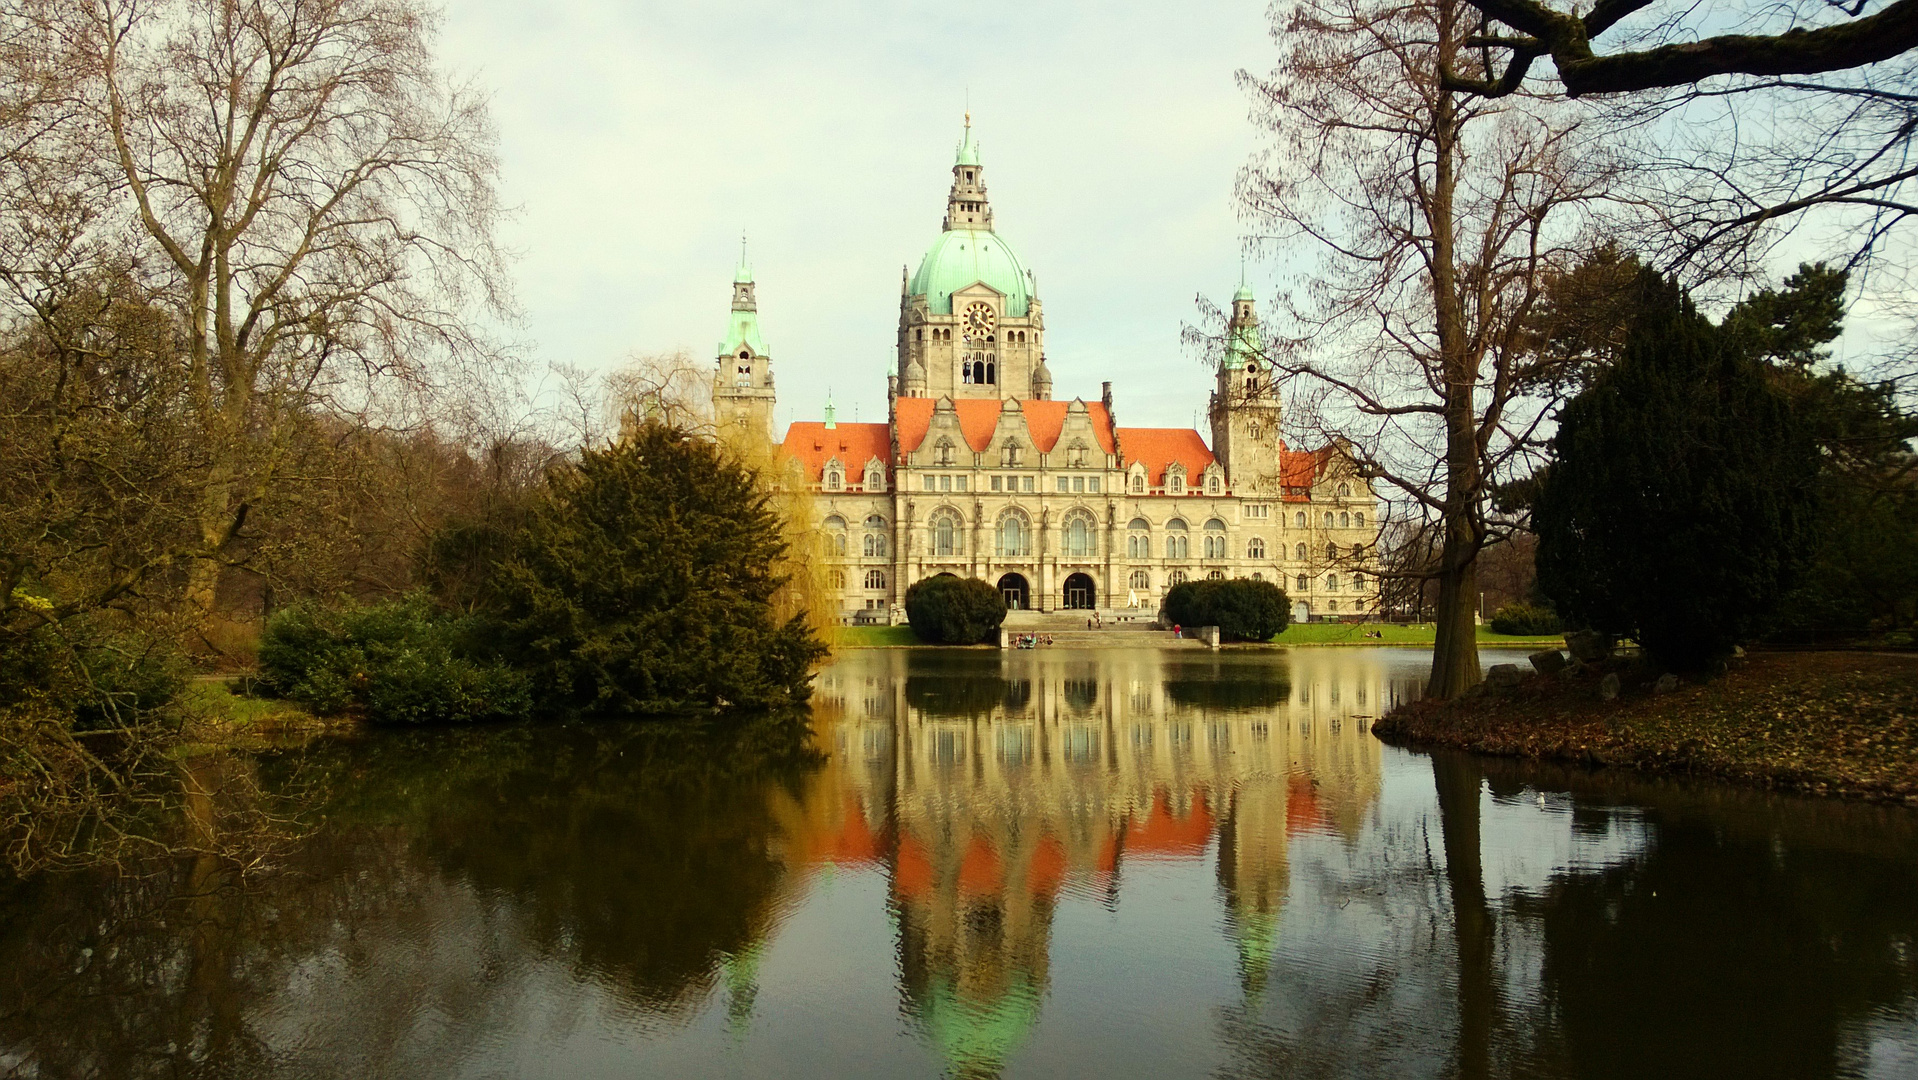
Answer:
[909,229,1032,317]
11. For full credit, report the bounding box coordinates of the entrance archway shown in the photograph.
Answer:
[1063,572,1097,610]
[1292,601,1310,625]
[997,573,1030,610]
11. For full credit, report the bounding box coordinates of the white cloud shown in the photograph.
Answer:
[439,0,1276,431]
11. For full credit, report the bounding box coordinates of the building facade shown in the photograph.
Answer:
[717,119,1381,623]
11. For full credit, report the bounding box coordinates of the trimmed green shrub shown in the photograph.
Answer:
[259,597,532,725]
[484,422,826,714]
[1162,579,1291,642]
[904,574,1007,645]
[1489,603,1562,636]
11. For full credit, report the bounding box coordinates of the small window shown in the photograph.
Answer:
[1208,570,1225,581]
[865,569,887,590]
[1022,477,1034,492]
[956,477,968,492]
[1295,511,1307,528]
[1168,473,1184,495]
[1088,477,1101,493]
[1354,511,1366,527]
[1296,574,1308,591]
[1169,569,1188,586]
[1323,512,1335,527]
[828,570,845,590]
[1130,474,1145,494]
[1073,477,1085,493]
[825,469,842,491]
[1207,475,1222,495]
[940,476,952,492]
[992,476,1003,492]
[1248,538,1266,559]
[1057,477,1070,493]
[922,476,935,491]
[1326,574,1339,591]
[1340,511,1350,528]
[1295,542,1307,560]
[1337,483,1351,497]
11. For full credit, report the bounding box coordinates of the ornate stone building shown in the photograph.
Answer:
[716,119,1380,623]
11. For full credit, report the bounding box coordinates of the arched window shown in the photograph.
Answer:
[1252,571,1263,581]
[997,511,1032,557]
[1326,574,1339,591]
[1337,482,1351,497]
[1207,474,1222,495]
[1165,518,1189,559]
[1329,600,1340,612]
[1295,511,1307,528]
[932,510,962,557]
[1169,569,1188,586]
[1294,542,1307,560]
[1167,468,1185,495]
[1340,511,1350,528]
[1202,519,1227,559]
[1126,518,1150,559]
[1296,573,1309,591]
[1323,511,1335,527]
[1354,511,1366,527]
[1208,570,1225,581]
[825,466,842,491]
[1352,572,1366,589]
[863,532,888,557]
[1247,537,1266,559]
[986,361,996,384]
[866,466,885,492]
[823,516,847,556]
[1063,511,1096,558]
[865,569,887,590]
[1129,569,1150,589]
[1327,542,1339,559]
[828,570,845,590]
[1130,472,1146,494]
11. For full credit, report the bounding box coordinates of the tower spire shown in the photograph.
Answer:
[945,115,990,230]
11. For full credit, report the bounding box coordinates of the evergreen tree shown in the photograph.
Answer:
[903,575,1006,645]
[1535,272,1820,670]
[488,421,825,714]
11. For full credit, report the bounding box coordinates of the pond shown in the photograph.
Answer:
[3,646,1917,1079]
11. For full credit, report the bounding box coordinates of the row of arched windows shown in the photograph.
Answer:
[960,354,997,385]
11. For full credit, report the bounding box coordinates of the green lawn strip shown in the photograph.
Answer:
[1373,652,1918,801]
[834,625,926,648]
[1270,622,1564,647]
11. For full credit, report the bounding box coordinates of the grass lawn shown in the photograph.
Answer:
[1271,622,1564,647]
[834,625,926,648]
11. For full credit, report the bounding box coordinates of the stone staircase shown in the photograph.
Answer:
[1000,610,1208,649]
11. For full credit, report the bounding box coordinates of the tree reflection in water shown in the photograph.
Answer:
[2,648,1916,1080]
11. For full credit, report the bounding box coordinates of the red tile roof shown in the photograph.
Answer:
[892,397,1116,455]
[1279,447,1332,500]
[1116,427,1216,487]
[780,422,890,484]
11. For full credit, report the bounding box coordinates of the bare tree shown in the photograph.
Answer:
[1236,0,1616,697]
[23,0,511,625]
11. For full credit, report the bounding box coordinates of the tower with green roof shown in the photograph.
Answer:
[714,238,777,441]
[1209,279,1283,492]
[896,115,1050,401]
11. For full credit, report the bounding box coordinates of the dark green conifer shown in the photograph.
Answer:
[488,421,825,714]
[1535,272,1820,670]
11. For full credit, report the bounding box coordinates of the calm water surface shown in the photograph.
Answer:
[4,646,1918,1079]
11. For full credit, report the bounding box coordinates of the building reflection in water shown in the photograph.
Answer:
[793,648,1397,1078]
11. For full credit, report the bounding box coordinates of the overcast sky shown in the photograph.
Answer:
[437,0,1277,433]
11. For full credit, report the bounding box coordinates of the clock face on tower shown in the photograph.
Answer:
[963,301,997,341]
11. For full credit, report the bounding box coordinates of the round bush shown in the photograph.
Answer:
[1489,603,1562,636]
[1162,579,1291,642]
[904,575,1007,645]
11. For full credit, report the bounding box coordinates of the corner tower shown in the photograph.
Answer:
[715,241,776,441]
[897,116,1046,401]
[1209,280,1282,493]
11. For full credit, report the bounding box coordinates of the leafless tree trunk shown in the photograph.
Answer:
[31,0,511,626]
[1236,0,1615,698]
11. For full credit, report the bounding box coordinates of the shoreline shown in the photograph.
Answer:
[1373,651,1918,804]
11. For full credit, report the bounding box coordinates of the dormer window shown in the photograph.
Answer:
[1207,474,1222,495]
[1167,467,1185,495]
